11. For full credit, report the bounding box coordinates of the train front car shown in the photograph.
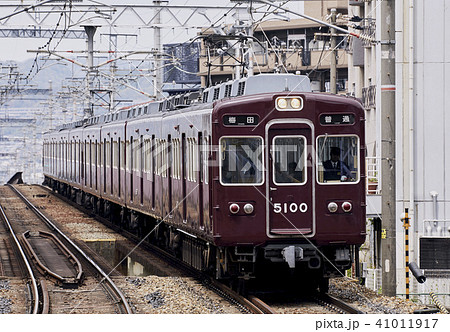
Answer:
[211,91,366,291]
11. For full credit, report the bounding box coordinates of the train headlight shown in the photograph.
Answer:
[229,203,240,214]
[290,98,301,109]
[243,203,254,214]
[328,202,338,213]
[275,96,303,111]
[277,98,287,109]
[342,202,352,213]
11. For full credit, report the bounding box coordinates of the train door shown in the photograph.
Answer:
[151,135,156,210]
[168,135,172,215]
[198,132,204,228]
[266,121,315,236]
[140,135,144,205]
[181,133,187,221]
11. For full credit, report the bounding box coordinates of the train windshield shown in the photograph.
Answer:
[316,135,359,184]
[272,136,306,185]
[220,137,264,185]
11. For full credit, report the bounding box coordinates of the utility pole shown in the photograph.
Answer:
[380,0,396,297]
[330,8,337,94]
[83,24,98,118]
[153,0,165,99]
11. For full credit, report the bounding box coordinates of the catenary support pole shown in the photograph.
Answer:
[380,0,397,297]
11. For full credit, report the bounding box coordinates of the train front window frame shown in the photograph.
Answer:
[316,134,360,185]
[272,135,307,186]
[219,136,264,186]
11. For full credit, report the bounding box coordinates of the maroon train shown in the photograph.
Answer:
[43,74,366,291]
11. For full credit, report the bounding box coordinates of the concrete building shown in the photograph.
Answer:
[348,0,450,306]
[198,0,350,93]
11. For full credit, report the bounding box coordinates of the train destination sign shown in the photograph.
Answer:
[319,114,355,125]
[223,114,259,126]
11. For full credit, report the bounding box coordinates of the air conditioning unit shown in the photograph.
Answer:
[349,0,365,6]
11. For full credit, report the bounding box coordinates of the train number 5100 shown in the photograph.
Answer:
[273,203,308,214]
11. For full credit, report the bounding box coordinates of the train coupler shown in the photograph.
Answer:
[282,246,304,268]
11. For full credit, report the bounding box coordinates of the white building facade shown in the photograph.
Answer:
[349,0,450,306]
[395,0,450,306]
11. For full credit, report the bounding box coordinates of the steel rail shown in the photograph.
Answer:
[0,204,40,314]
[8,184,133,314]
[248,295,278,314]
[21,230,84,285]
[318,293,365,314]
[41,184,281,314]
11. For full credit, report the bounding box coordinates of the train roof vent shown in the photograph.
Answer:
[213,87,220,100]
[237,81,246,96]
[224,84,232,97]
[202,90,209,103]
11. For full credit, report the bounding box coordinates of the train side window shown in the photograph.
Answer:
[155,139,162,176]
[220,136,264,185]
[162,139,167,178]
[192,138,197,182]
[171,138,180,179]
[272,136,306,185]
[186,137,197,182]
[126,138,131,172]
[134,137,141,173]
[316,135,359,184]
[204,136,210,184]
[186,138,191,181]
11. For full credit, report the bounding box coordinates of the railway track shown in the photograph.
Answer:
[36,184,277,314]
[316,293,364,314]
[0,203,44,313]
[13,184,426,315]
[38,184,366,315]
[0,185,133,314]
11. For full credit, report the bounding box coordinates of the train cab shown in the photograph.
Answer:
[211,92,366,280]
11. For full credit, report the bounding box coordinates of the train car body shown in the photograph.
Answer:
[43,73,366,290]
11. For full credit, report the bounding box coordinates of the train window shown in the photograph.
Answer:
[105,140,110,166]
[172,138,181,179]
[272,136,306,185]
[204,136,210,184]
[144,138,151,178]
[126,138,131,171]
[134,138,140,172]
[220,136,264,185]
[186,137,198,182]
[162,139,167,178]
[113,140,118,169]
[316,135,359,184]
[155,139,160,175]
[155,139,163,176]
[97,141,102,167]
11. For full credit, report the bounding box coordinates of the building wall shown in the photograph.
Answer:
[396,0,450,306]
[304,0,348,17]
[199,0,350,90]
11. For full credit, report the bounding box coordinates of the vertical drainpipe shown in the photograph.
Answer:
[408,0,416,267]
